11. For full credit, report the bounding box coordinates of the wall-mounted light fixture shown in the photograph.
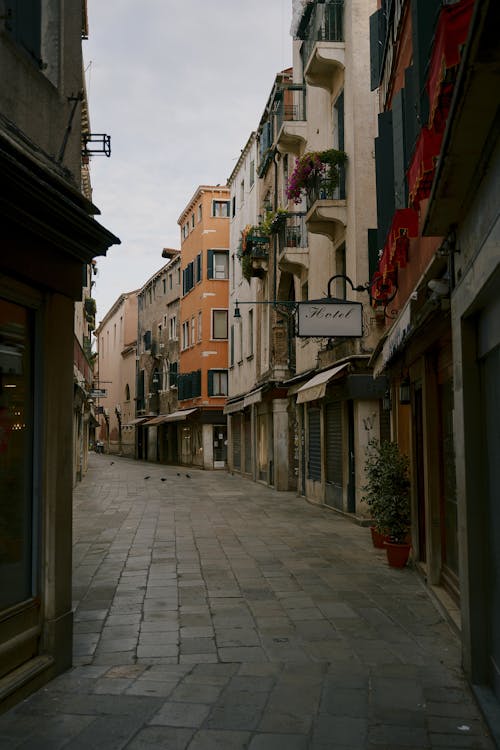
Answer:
[399,376,411,405]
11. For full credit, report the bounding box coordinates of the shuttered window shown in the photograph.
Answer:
[392,89,407,209]
[307,408,321,481]
[375,110,395,250]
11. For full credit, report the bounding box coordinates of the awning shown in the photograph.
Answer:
[124,417,150,426]
[296,364,349,404]
[162,408,197,423]
[244,388,263,407]
[144,415,171,426]
[224,399,245,415]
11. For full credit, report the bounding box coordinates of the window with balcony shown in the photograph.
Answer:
[208,370,228,397]
[212,310,228,340]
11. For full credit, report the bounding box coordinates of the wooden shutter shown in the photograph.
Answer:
[375,110,395,250]
[207,370,214,396]
[392,90,407,209]
[207,249,214,279]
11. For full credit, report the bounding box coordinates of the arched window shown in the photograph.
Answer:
[125,384,130,401]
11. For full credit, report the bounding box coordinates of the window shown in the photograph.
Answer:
[230,325,234,366]
[238,321,243,363]
[248,309,254,356]
[250,159,255,187]
[182,321,189,350]
[240,180,245,205]
[231,196,236,218]
[169,361,178,388]
[143,330,152,351]
[212,200,230,218]
[177,268,181,285]
[183,261,195,294]
[169,315,177,340]
[178,370,201,401]
[195,252,202,283]
[208,370,228,397]
[6,0,41,65]
[212,310,228,340]
[198,204,202,222]
[191,316,195,346]
[169,273,173,290]
[198,311,202,342]
[163,278,166,294]
[191,213,195,228]
[207,250,229,280]
[125,384,130,401]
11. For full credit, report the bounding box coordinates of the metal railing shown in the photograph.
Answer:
[274,85,307,134]
[281,213,308,250]
[305,163,346,210]
[300,0,344,73]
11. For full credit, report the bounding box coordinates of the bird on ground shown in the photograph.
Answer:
[144,476,150,480]
[161,478,167,482]
[176,472,181,476]
[186,474,191,478]
[110,461,114,465]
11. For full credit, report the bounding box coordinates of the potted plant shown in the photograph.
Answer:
[286,148,347,204]
[362,439,411,567]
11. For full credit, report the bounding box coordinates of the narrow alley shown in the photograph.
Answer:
[0,455,494,749]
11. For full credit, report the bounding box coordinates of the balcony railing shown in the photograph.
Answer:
[280,213,308,250]
[300,0,344,73]
[274,85,307,134]
[305,163,346,211]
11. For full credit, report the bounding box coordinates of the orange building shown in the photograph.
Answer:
[176,186,230,468]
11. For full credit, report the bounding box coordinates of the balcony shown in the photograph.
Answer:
[240,227,270,281]
[299,0,345,92]
[278,213,309,276]
[274,85,307,156]
[305,165,347,241]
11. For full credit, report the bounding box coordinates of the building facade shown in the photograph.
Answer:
[135,251,181,463]
[369,0,499,739]
[0,0,118,708]
[176,186,230,469]
[95,292,138,457]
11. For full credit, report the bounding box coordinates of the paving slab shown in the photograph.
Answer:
[0,454,495,749]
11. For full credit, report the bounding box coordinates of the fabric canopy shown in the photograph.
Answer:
[162,409,197,423]
[296,364,348,404]
[407,126,444,209]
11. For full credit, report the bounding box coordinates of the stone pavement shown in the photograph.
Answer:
[0,455,495,749]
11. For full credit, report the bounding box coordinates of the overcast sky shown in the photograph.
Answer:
[84,0,293,321]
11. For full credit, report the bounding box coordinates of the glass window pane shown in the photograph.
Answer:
[213,310,228,339]
[0,298,35,609]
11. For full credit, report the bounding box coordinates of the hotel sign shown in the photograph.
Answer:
[297,300,363,338]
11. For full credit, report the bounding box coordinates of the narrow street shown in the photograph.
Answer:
[0,455,494,749]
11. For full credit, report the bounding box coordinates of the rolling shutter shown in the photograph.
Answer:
[307,408,321,481]
[325,401,343,509]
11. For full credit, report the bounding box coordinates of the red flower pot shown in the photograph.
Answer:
[384,541,411,568]
[370,526,387,549]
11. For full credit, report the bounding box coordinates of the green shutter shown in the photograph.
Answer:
[392,90,407,210]
[368,228,379,280]
[411,0,440,127]
[207,249,214,279]
[404,65,418,169]
[194,370,201,398]
[375,110,395,249]
[208,370,214,397]
[369,9,384,91]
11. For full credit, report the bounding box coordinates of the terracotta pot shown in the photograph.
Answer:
[370,526,387,549]
[384,541,411,568]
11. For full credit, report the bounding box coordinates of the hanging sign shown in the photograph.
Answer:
[90,388,107,398]
[297,299,363,338]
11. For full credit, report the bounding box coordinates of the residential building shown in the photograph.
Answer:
[135,250,181,462]
[95,291,138,457]
[0,1,118,708]
[368,0,499,738]
[225,133,260,478]
[227,0,385,507]
[177,186,230,469]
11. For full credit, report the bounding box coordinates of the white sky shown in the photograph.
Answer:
[84,0,293,321]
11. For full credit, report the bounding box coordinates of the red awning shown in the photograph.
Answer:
[374,209,418,302]
[427,0,475,129]
[407,126,444,208]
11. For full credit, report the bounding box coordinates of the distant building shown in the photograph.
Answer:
[136,251,181,462]
[0,1,118,707]
[95,292,139,457]
[176,186,230,469]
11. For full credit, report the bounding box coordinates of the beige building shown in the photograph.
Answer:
[135,251,181,463]
[95,292,138,457]
[0,0,118,708]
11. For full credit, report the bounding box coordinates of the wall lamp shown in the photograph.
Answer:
[399,376,411,405]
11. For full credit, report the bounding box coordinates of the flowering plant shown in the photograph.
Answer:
[286,149,347,204]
